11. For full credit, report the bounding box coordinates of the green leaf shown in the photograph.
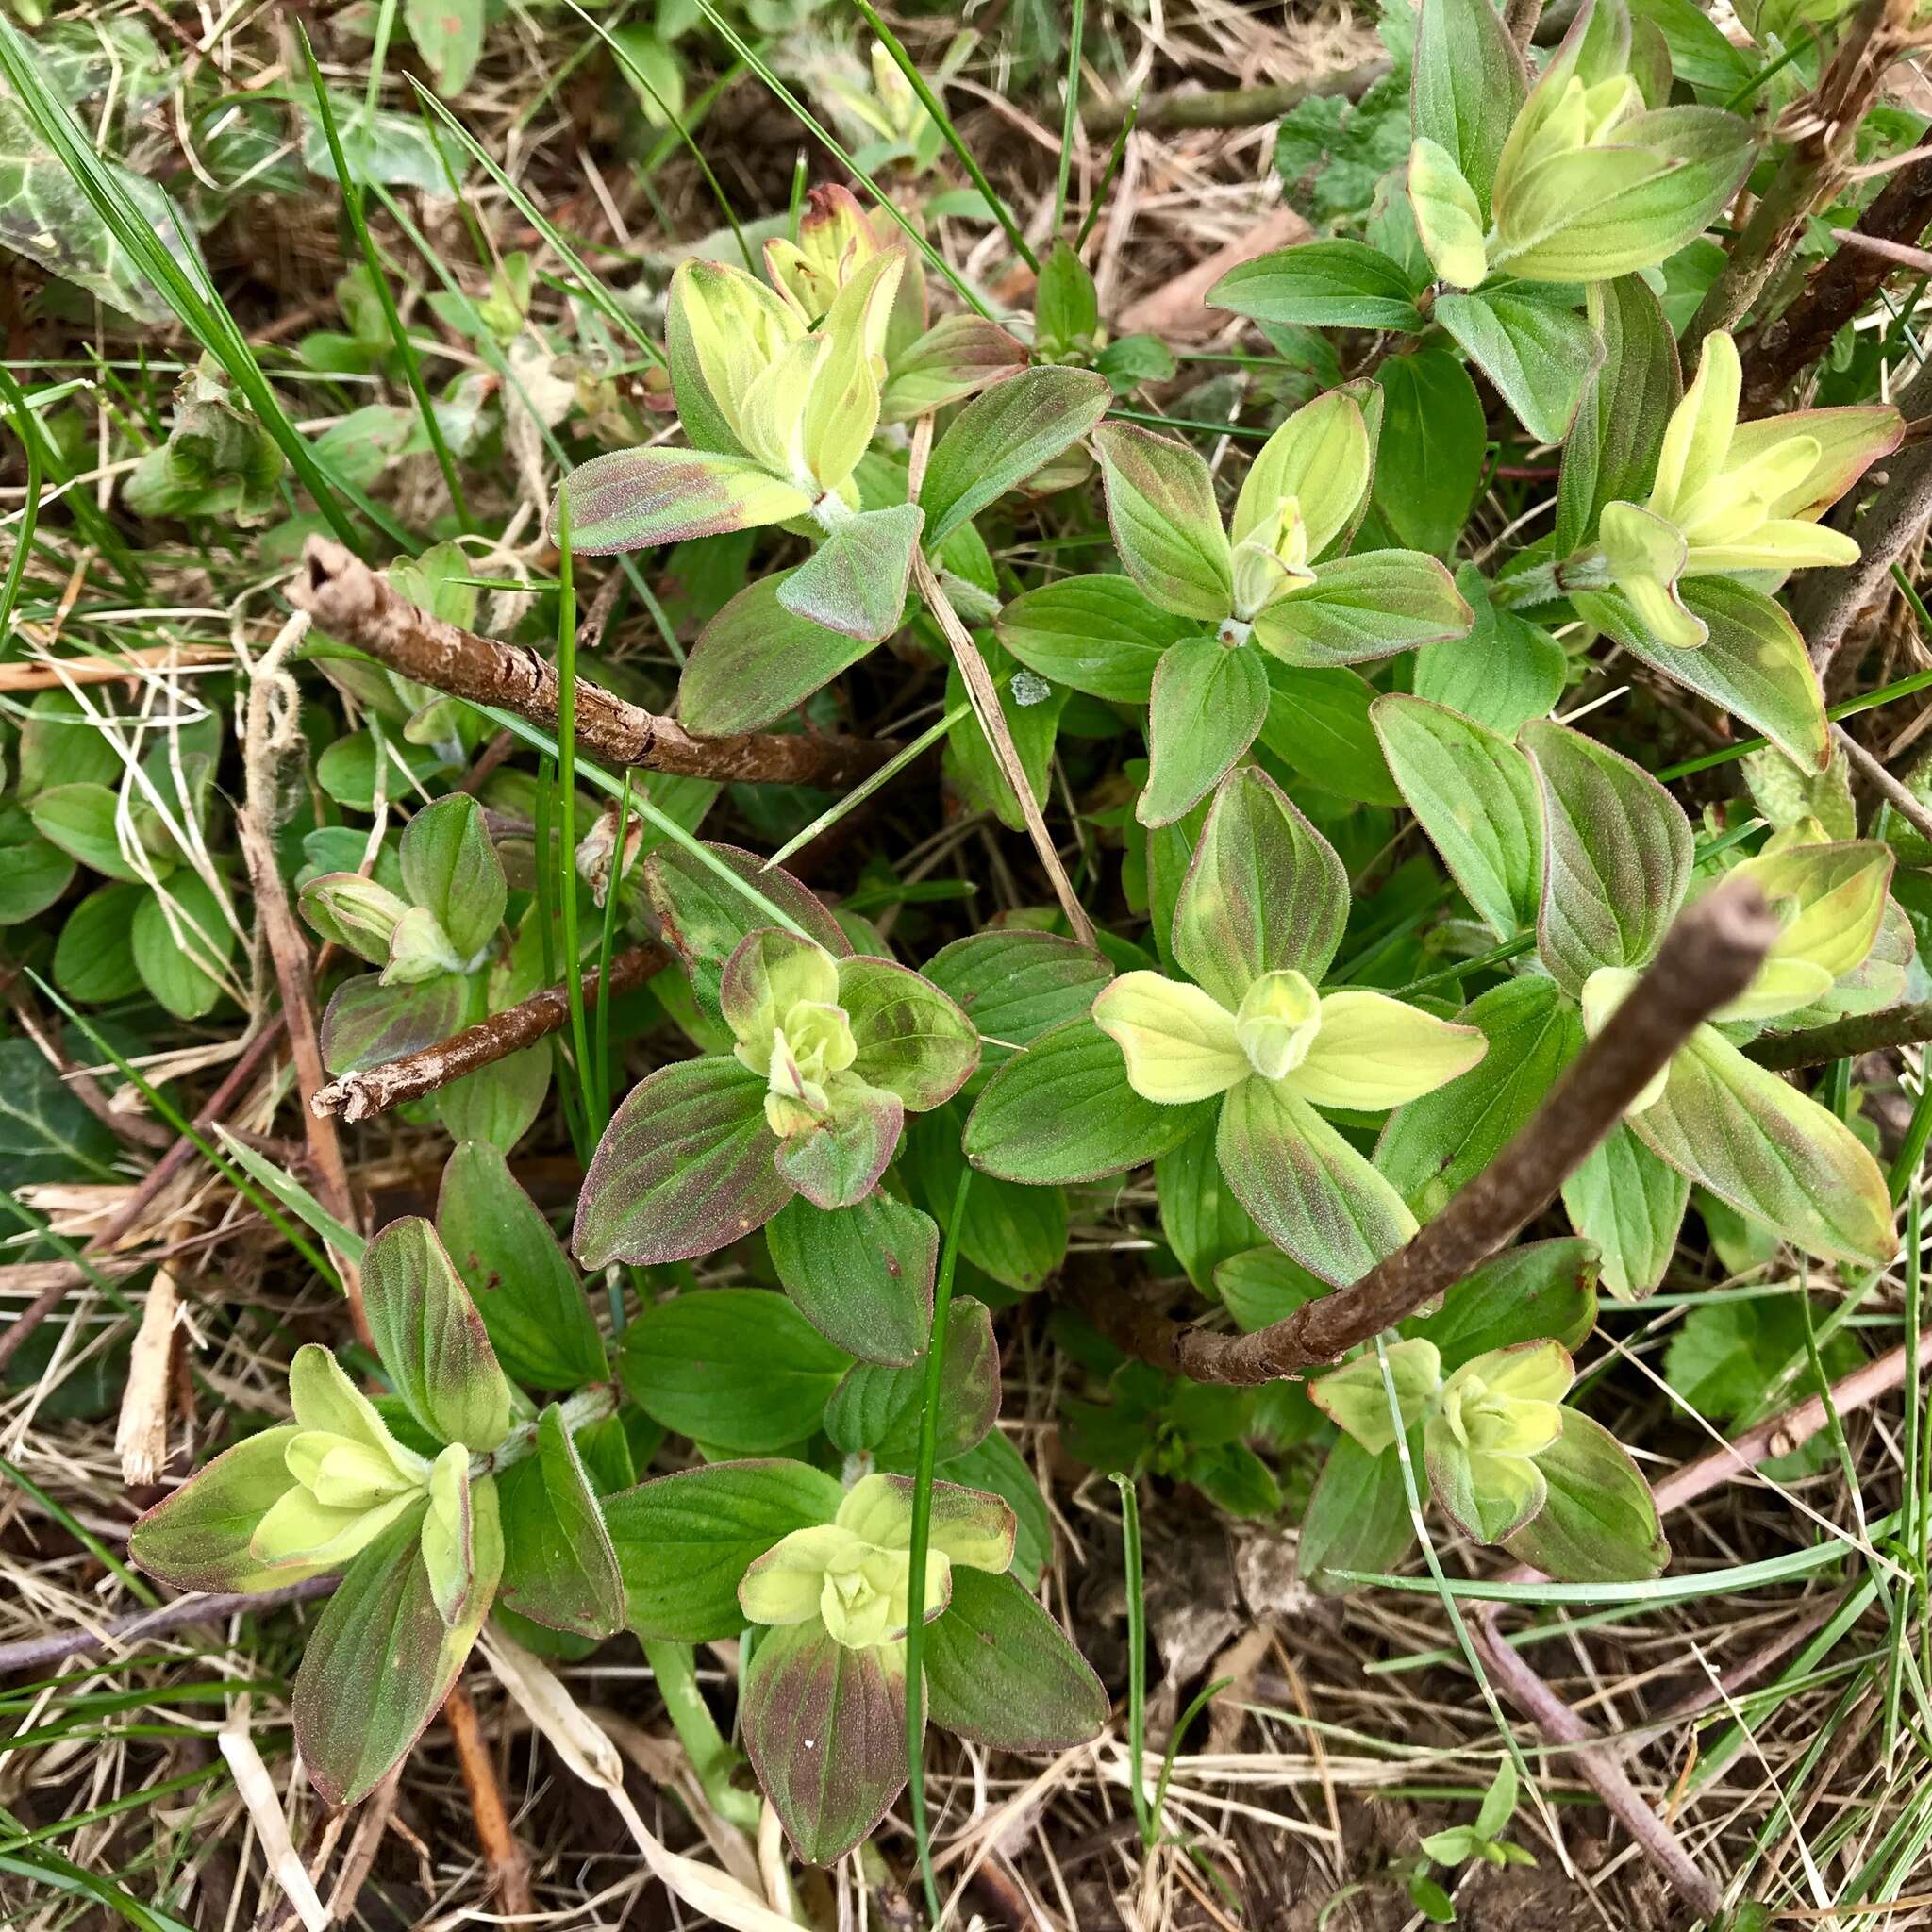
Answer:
[1371,351,1485,558]
[1311,1337,1442,1454]
[1140,634,1269,828]
[1413,568,1566,736]
[1091,424,1234,622]
[1503,1411,1669,1582]
[575,1057,790,1269]
[679,573,877,734]
[495,1404,626,1638]
[1215,1245,1324,1329]
[1559,1121,1689,1300]
[1434,291,1604,445]
[1631,1025,1897,1268]
[923,930,1113,1097]
[557,446,810,554]
[1374,694,1542,941]
[765,1191,936,1364]
[996,573,1195,705]
[434,1046,550,1153]
[361,1216,514,1453]
[604,1457,843,1640]
[53,883,143,1003]
[133,877,237,1019]
[963,1017,1213,1184]
[942,630,1065,834]
[1411,0,1525,216]
[1157,1117,1265,1292]
[1574,577,1829,773]
[30,783,148,882]
[1407,1240,1598,1372]
[824,1297,998,1465]
[619,1288,852,1452]
[436,1141,606,1391]
[1253,551,1471,668]
[1217,1076,1417,1287]
[1556,275,1681,557]
[918,365,1110,547]
[1377,975,1582,1218]
[1257,663,1404,807]
[404,0,483,92]
[129,1427,309,1594]
[292,1492,500,1807]
[1209,240,1425,331]
[1297,1434,1416,1594]
[903,1106,1069,1291]
[1523,719,1691,993]
[319,971,471,1075]
[923,1565,1108,1748]
[741,1619,908,1866]
[777,502,923,644]
[837,954,980,1109]
[1174,765,1348,1009]
[879,313,1027,422]
[0,808,75,925]
[399,794,505,962]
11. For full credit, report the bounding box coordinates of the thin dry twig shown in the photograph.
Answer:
[1085,60,1389,132]
[1072,877,1776,1382]
[1831,719,1932,841]
[1749,997,1932,1069]
[442,1679,535,1916]
[288,537,898,789]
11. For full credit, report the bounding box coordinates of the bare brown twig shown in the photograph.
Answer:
[1084,60,1389,133]
[287,537,897,790]
[311,941,665,1123]
[443,1679,534,1916]
[1072,878,1776,1383]
[1749,998,1932,1070]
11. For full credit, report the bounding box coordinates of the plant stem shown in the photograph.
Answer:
[1113,1472,1155,1847]
[641,1640,763,1831]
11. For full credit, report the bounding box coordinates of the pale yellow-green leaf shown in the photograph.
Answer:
[1278,990,1487,1110]
[1232,388,1371,558]
[1307,1337,1441,1457]
[1409,138,1488,289]
[421,1443,475,1628]
[1233,968,1324,1081]
[1091,971,1248,1104]
[1650,329,1740,524]
[1599,500,1701,647]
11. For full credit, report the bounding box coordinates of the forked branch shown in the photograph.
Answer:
[1074,878,1778,1383]
[288,538,899,791]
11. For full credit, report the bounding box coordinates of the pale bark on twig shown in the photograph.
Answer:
[1749,998,1932,1070]
[1074,878,1776,1383]
[287,538,897,790]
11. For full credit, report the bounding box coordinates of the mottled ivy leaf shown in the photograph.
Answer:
[642,841,847,1022]
[619,1288,852,1452]
[399,793,504,963]
[919,365,1110,548]
[962,1018,1214,1185]
[1174,765,1349,1009]
[1574,576,1829,773]
[922,929,1114,1097]
[1216,1076,1417,1288]
[1250,552,1471,669]
[575,1058,790,1269]
[1412,568,1566,737]
[298,97,457,192]
[1410,0,1525,216]
[293,1491,500,1807]
[1376,975,1582,1219]
[1556,275,1681,557]
[604,1457,843,1640]
[1140,632,1269,828]
[1374,694,1543,941]
[362,1216,514,1453]
[1631,1025,1897,1268]
[923,1565,1108,1748]
[1524,719,1692,994]
[777,502,923,644]
[495,1404,625,1638]
[765,1191,937,1365]
[1405,1238,1598,1367]
[319,971,472,1075]
[742,1619,908,1866]
[436,1141,605,1391]
[1157,1117,1265,1292]
[1503,1411,1669,1582]
[0,808,75,925]
[1297,1433,1417,1594]
[1434,291,1604,445]
[679,572,877,735]
[1209,239,1426,332]
[1560,1120,1690,1300]
[824,1297,998,1466]
[879,313,1026,422]
[0,93,198,324]
[997,573,1195,705]
[129,1427,310,1594]
[836,954,980,1110]
[558,446,811,554]
[1091,424,1233,622]
[1371,350,1486,558]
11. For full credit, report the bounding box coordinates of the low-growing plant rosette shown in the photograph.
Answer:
[966,764,1487,1285]
[573,924,980,1271]
[1374,702,1904,1296]
[604,1461,1107,1865]
[129,1208,622,1807]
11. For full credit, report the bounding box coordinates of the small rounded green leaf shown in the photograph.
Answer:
[1139,632,1270,828]
[1091,971,1246,1105]
[1091,423,1234,623]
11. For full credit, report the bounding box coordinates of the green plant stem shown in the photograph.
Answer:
[591,773,633,1137]
[1075,99,1137,251]
[553,503,596,1158]
[641,1639,763,1832]
[1113,1471,1154,1847]
[1052,0,1086,238]
[905,1168,973,1921]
